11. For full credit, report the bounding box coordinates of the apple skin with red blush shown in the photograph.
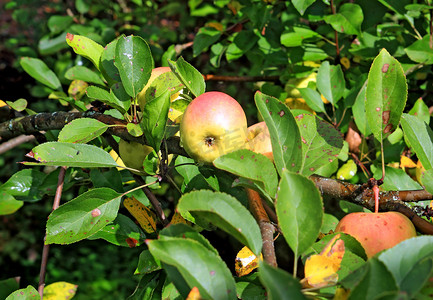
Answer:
[335,211,417,258]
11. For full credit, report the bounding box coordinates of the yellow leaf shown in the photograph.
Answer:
[235,246,262,277]
[340,57,351,70]
[333,287,350,300]
[284,98,315,114]
[68,80,88,101]
[124,197,157,233]
[302,234,345,288]
[186,287,201,300]
[43,281,77,300]
[0,100,7,107]
[170,211,191,225]
[400,156,417,168]
[206,22,224,32]
[109,149,126,170]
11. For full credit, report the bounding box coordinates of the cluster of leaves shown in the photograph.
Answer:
[2,0,433,299]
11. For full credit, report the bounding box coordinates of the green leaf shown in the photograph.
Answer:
[6,98,27,112]
[352,81,371,137]
[401,114,433,170]
[324,3,364,35]
[0,278,19,300]
[295,113,344,176]
[378,236,433,296]
[280,27,319,47]
[177,190,262,256]
[135,249,161,275]
[298,88,325,113]
[0,192,23,215]
[405,35,433,65]
[48,15,73,34]
[0,169,46,201]
[66,33,104,70]
[126,123,144,137]
[408,98,430,125]
[87,213,145,247]
[372,166,421,191]
[255,91,302,175]
[26,142,119,168]
[6,285,40,300]
[225,30,259,61]
[366,49,407,142]
[259,262,307,300]
[142,90,170,152]
[86,85,130,113]
[174,156,215,193]
[213,149,278,198]
[46,188,122,244]
[421,168,433,195]
[316,61,345,105]
[148,237,237,300]
[114,35,153,98]
[340,258,398,298]
[276,171,323,258]
[291,0,316,15]
[100,37,121,84]
[193,27,222,57]
[65,66,106,85]
[58,118,109,143]
[20,57,61,90]
[141,71,184,105]
[168,57,205,97]
[39,33,69,56]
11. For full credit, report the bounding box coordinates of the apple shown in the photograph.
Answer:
[118,139,153,173]
[180,91,248,164]
[246,121,273,161]
[335,211,416,258]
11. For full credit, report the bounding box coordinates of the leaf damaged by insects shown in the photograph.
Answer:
[123,196,157,233]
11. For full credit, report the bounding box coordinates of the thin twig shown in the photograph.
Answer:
[38,166,67,297]
[0,134,35,154]
[330,0,340,58]
[203,74,280,82]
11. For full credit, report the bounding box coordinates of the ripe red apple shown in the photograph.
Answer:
[246,121,273,162]
[335,211,416,258]
[180,91,248,164]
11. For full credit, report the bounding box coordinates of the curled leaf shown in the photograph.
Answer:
[235,246,262,277]
[302,234,345,288]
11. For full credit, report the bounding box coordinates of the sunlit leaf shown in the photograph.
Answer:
[66,33,104,70]
[235,246,261,277]
[43,281,78,300]
[123,196,157,234]
[58,118,109,143]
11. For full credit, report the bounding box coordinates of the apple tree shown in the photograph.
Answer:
[1,0,433,299]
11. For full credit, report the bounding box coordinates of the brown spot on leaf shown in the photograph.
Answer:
[126,237,138,248]
[384,124,393,133]
[66,33,74,41]
[279,110,285,117]
[382,64,389,73]
[382,110,390,124]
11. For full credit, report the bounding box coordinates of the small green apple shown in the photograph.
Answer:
[180,91,248,164]
[335,211,417,258]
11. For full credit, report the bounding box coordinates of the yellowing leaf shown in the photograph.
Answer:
[340,57,351,70]
[334,287,350,300]
[68,80,88,101]
[400,156,417,168]
[285,97,315,114]
[235,246,262,277]
[124,197,157,233]
[109,149,126,170]
[43,281,77,300]
[0,100,7,107]
[302,234,345,288]
[170,211,191,225]
[186,287,202,300]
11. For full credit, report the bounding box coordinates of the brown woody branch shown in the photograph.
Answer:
[203,74,280,82]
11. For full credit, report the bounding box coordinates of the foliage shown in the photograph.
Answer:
[2,0,433,299]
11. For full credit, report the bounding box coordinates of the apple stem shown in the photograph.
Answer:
[373,184,380,213]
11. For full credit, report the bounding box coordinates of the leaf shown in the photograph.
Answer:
[302,234,345,288]
[64,65,105,85]
[45,188,122,244]
[135,249,161,275]
[126,123,144,137]
[186,287,201,300]
[123,196,157,234]
[20,57,61,90]
[255,91,302,175]
[100,37,121,84]
[168,57,205,97]
[141,90,170,152]
[213,149,278,198]
[43,282,78,300]
[87,213,146,248]
[0,278,19,300]
[66,33,104,70]
[114,35,154,98]
[47,15,73,34]
[421,168,433,195]
[324,3,363,35]
[5,285,40,300]
[58,118,109,143]
[405,35,433,65]
[193,27,222,57]
[235,246,261,277]
[86,85,130,113]
[0,192,23,215]
[147,237,237,300]
[259,262,307,300]
[0,169,46,201]
[401,114,433,170]
[316,61,345,105]
[352,81,371,137]
[25,142,120,168]
[409,98,430,125]
[280,27,319,47]
[6,98,27,112]
[366,48,407,142]
[295,113,344,176]
[177,190,262,256]
[378,236,433,297]
[298,88,325,113]
[291,0,316,15]
[276,171,323,258]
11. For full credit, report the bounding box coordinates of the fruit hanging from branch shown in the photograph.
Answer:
[179,91,248,164]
